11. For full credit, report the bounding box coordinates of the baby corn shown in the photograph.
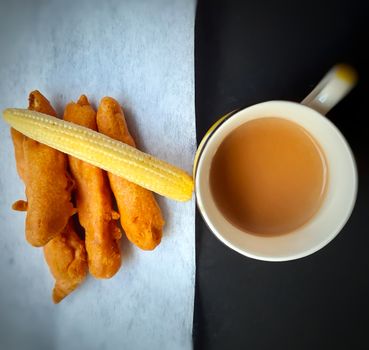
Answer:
[3,108,193,201]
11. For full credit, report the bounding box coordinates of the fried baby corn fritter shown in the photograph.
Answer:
[64,95,121,279]
[10,91,87,303]
[96,97,164,250]
[11,91,75,247]
[44,220,88,303]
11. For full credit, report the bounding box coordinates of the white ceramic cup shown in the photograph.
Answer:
[194,65,358,261]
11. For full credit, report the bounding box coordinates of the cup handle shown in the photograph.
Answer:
[301,64,358,115]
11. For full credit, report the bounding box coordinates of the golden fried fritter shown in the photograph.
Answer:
[44,220,88,303]
[96,97,164,250]
[10,91,86,303]
[10,90,75,247]
[64,95,121,278]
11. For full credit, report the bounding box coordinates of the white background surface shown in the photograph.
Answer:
[0,0,196,349]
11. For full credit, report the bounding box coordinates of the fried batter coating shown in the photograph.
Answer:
[64,95,121,278]
[96,97,164,250]
[10,91,75,247]
[44,220,88,303]
[10,91,86,302]
[10,128,26,181]
[12,199,28,211]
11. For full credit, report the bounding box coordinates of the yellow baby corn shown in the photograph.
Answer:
[3,108,194,202]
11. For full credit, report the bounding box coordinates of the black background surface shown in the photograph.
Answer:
[194,0,369,349]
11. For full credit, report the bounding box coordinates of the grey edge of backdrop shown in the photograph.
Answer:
[0,1,196,349]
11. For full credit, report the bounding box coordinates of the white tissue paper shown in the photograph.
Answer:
[0,0,196,349]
